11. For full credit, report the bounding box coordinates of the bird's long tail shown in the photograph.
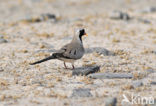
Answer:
[30,54,56,65]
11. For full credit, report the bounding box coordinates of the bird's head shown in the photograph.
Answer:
[74,28,87,43]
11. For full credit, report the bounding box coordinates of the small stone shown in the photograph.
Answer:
[131,80,143,88]
[141,7,156,13]
[0,35,4,38]
[151,81,156,85]
[41,13,56,21]
[110,10,130,21]
[88,73,133,79]
[85,47,115,56]
[146,69,155,73]
[0,38,7,44]
[20,13,57,23]
[71,88,92,97]
[25,16,41,23]
[72,66,100,76]
[105,97,117,106]
[138,18,151,24]
[0,68,4,72]
[151,51,156,55]
[151,99,156,106]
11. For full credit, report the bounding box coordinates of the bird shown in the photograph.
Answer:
[30,28,87,69]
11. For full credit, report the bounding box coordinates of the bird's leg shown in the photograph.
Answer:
[64,62,67,69]
[72,64,75,69]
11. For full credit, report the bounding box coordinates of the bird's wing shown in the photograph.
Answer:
[54,43,84,60]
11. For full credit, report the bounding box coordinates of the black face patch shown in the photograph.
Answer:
[74,50,76,55]
[79,29,85,42]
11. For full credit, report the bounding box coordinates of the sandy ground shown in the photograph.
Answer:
[0,0,156,106]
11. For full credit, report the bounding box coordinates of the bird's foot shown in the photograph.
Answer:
[72,64,75,70]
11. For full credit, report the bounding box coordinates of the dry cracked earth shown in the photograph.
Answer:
[0,0,156,106]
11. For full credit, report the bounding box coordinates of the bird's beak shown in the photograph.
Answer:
[84,33,88,36]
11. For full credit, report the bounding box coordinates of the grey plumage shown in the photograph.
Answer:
[30,28,87,69]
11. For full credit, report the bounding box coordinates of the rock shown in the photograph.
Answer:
[131,80,143,88]
[85,47,115,56]
[0,68,4,72]
[110,10,130,21]
[0,35,7,44]
[146,69,155,73]
[20,13,57,23]
[31,80,43,86]
[151,81,156,85]
[151,99,156,106]
[71,88,92,97]
[0,35,4,38]
[88,73,133,79]
[141,7,156,13]
[41,13,56,21]
[72,66,100,76]
[151,51,156,55]
[0,38,7,44]
[105,97,117,106]
[138,18,151,24]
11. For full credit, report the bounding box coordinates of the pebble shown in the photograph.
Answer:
[0,35,4,38]
[71,88,92,97]
[21,13,57,23]
[0,38,8,44]
[88,73,133,79]
[141,7,156,13]
[146,69,155,74]
[110,10,130,21]
[150,81,156,85]
[41,13,57,22]
[0,68,4,72]
[151,51,156,55]
[131,80,143,88]
[151,99,156,106]
[72,66,100,76]
[105,97,117,106]
[138,18,151,24]
[85,47,115,56]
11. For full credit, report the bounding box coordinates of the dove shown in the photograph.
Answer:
[30,28,87,69]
